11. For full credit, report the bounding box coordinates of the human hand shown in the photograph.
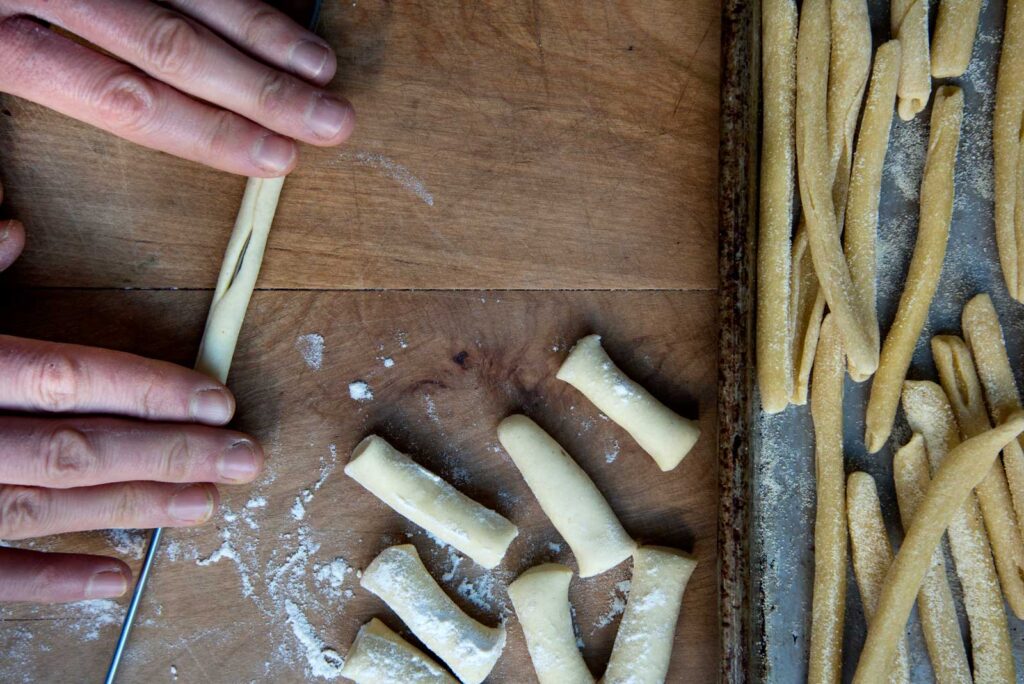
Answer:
[0,183,264,604]
[0,0,354,176]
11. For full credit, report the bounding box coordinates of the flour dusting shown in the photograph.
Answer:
[296,333,325,371]
[351,152,435,207]
[348,381,373,402]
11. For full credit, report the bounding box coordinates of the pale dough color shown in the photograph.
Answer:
[891,0,931,120]
[602,546,697,684]
[993,0,1024,299]
[340,618,456,684]
[892,435,972,684]
[506,564,594,684]
[360,545,505,684]
[931,0,983,77]
[497,415,635,577]
[345,436,518,568]
[853,413,1024,683]
[556,335,699,471]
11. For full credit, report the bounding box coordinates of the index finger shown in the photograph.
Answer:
[0,336,235,425]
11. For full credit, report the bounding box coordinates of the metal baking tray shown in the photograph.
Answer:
[719,0,1024,680]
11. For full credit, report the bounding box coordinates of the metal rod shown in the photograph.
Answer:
[103,527,162,684]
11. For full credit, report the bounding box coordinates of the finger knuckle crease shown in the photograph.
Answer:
[143,14,201,77]
[29,351,85,413]
[43,426,97,482]
[96,71,158,134]
[0,486,48,538]
[162,435,193,481]
[257,71,291,117]
[113,484,148,524]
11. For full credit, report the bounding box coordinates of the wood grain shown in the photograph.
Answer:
[0,289,717,683]
[0,0,719,291]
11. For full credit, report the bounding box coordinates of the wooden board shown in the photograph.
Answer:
[0,289,717,682]
[0,0,719,291]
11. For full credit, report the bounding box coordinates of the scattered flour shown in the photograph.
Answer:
[296,333,325,371]
[381,356,395,368]
[291,498,307,521]
[351,152,435,207]
[246,496,268,509]
[101,528,148,560]
[348,381,373,402]
[605,440,620,464]
[593,580,631,631]
[547,542,563,554]
[170,664,178,681]
[284,600,345,679]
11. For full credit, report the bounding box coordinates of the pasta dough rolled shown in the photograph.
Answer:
[853,413,1024,683]
[507,564,594,684]
[757,0,798,413]
[360,545,505,684]
[345,436,518,568]
[902,381,1015,683]
[893,435,972,684]
[962,293,1024,533]
[496,415,636,577]
[891,0,931,120]
[340,618,457,684]
[808,314,847,684]
[931,335,1024,618]
[994,0,1024,300]
[865,86,963,453]
[788,225,825,405]
[846,472,910,683]
[602,546,697,684]
[556,335,699,471]
[796,0,878,379]
[931,0,983,77]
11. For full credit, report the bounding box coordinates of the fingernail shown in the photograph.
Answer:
[217,441,259,482]
[306,94,352,140]
[189,388,234,425]
[168,485,214,523]
[251,134,296,174]
[290,41,331,81]
[85,570,127,599]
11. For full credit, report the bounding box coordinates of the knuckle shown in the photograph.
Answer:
[242,7,288,46]
[0,486,49,538]
[256,70,293,118]
[42,426,98,484]
[94,70,159,134]
[27,350,86,413]
[203,109,237,159]
[160,434,193,481]
[142,13,202,77]
[111,483,149,525]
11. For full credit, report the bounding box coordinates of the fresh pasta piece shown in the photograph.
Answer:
[902,381,1015,683]
[360,545,505,684]
[843,40,900,382]
[757,0,798,413]
[196,176,285,383]
[340,618,457,684]
[345,436,518,568]
[788,225,825,405]
[994,0,1024,300]
[796,0,877,378]
[602,546,697,684]
[496,415,636,576]
[893,435,972,684]
[556,335,699,470]
[507,564,594,684]
[932,335,1024,618]
[963,293,1024,532]
[931,0,983,77]
[891,0,931,120]
[808,314,846,684]
[846,472,911,683]
[864,86,963,453]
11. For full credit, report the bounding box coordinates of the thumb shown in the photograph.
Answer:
[0,219,26,271]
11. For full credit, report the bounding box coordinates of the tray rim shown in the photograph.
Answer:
[717,0,760,682]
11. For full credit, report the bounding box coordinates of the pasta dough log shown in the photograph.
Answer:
[893,435,972,684]
[931,0,983,77]
[891,0,931,120]
[865,86,963,453]
[340,618,457,684]
[196,176,285,383]
[556,335,699,471]
[757,0,798,413]
[507,564,594,684]
[809,314,847,684]
[360,545,505,684]
[789,225,825,405]
[855,412,1024,683]
[796,0,878,378]
[932,335,1024,618]
[962,293,1024,532]
[902,381,1015,683]
[345,436,518,568]
[846,472,911,683]
[844,40,901,382]
[602,546,697,684]
[496,415,636,577]
[994,0,1024,299]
